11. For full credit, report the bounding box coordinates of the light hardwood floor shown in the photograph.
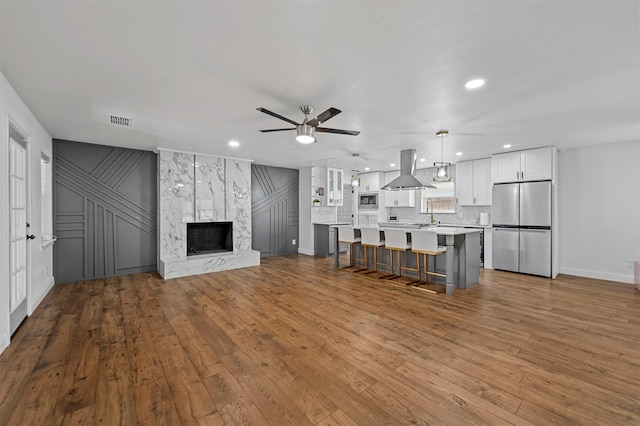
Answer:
[1,254,639,425]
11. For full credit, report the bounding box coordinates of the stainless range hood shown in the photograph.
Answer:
[381,149,436,190]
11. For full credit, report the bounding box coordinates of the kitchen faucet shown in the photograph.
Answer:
[426,197,435,223]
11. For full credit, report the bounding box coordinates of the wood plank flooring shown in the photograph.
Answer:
[1,254,639,425]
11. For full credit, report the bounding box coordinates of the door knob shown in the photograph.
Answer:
[27,234,36,240]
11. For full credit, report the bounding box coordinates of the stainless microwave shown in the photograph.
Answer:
[358,192,378,209]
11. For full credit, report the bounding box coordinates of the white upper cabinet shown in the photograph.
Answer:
[311,166,343,206]
[358,172,383,192]
[473,158,492,205]
[491,151,522,183]
[456,160,474,205]
[383,171,415,207]
[384,190,416,207]
[327,167,343,206]
[456,158,492,205]
[521,148,554,181]
[492,147,554,183]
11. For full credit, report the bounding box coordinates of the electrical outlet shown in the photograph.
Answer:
[627,260,635,269]
[292,239,296,245]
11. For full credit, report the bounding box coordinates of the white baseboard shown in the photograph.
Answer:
[559,267,633,284]
[29,276,55,315]
[0,333,8,356]
[297,248,315,256]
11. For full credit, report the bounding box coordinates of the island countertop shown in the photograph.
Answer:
[359,224,482,235]
[421,227,482,235]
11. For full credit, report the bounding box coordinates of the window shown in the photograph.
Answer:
[40,153,53,246]
[420,181,455,214]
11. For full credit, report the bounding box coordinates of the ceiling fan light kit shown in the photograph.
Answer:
[296,124,315,144]
[257,105,360,144]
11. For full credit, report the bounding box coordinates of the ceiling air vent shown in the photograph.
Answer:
[108,114,132,127]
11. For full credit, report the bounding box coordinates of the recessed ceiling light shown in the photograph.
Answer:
[364,167,370,171]
[390,163,396,167]
[419,158,426,162]
[228,140,240,147]
[465,79,485,89]
[456,152,463,156]
[503,144,512,149]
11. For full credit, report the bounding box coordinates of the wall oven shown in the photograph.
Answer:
[358,192,378,210]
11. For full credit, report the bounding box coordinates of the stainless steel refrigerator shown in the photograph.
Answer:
[492,181,552,277]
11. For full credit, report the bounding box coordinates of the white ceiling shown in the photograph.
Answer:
[1,1,638,173]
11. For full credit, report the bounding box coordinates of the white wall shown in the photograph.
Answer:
[298,167,313,255]
[558,140,640,283]
[0,71,54,354]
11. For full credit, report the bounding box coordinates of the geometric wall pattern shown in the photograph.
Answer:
[53,139,157,283]
[251,164,299,257]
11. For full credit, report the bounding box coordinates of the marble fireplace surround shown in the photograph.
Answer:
[157,149,260,279]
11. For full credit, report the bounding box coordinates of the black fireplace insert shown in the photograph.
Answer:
[187,221,233,256]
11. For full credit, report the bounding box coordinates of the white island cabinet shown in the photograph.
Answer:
[492,147,554,183]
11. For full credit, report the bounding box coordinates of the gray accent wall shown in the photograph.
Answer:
[251,164,299,257]
[53,139,157,283]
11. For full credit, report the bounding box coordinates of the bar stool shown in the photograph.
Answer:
[336,226,366,272]
[360,227,393,279]
[383,229,420,285]
[409,229,447,294]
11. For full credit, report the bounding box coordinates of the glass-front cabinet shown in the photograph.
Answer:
[311,166,343,206]
[327,167,343,206]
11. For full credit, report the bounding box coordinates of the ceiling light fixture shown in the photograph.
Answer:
[434,130,451,182]
[228,140,240,147]
[456,152,463,156]
[390,163,396,167]
[364,167,370,171]
[351,153,361,188]
[419,158,426,162]
[296,124,315,144]
[503,144,512,149]
[465,79,485,89]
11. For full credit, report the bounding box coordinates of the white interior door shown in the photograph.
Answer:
[337,184,353,224]
[9,137,28,332]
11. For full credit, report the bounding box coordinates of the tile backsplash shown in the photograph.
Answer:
[388,204,491,225]
[387,165,491,225]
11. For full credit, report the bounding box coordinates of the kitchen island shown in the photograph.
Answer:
[314,222,350,257]
[333,225,481,296]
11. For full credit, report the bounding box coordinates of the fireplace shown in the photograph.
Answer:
[186,221,233,256]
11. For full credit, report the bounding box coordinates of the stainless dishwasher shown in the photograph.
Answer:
[464,226,485,267]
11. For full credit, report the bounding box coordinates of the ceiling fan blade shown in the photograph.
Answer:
[259,128,296,133]
[307,107,341,127]
[256,107,299,126]
[316,127,360,136]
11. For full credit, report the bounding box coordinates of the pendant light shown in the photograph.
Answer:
[433,130,451,182]
[351,153,361,188]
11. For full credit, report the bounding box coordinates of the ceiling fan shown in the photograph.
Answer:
[257,105,360,144]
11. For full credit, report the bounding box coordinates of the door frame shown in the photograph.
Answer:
[7,119,31,336]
